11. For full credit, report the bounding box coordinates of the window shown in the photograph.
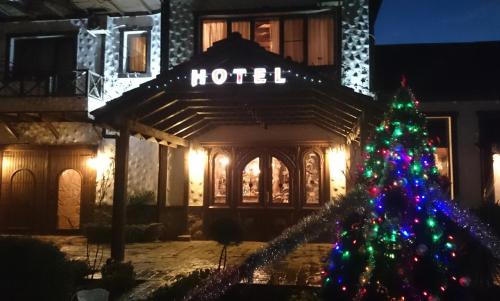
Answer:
[213,153,229,204]
[284,19,304,63]
[123,30,149,74]
[304,152,321,204]
[308,16,334,66]
[427,116,454,199]
[242,157,260,203]
[254,19,280,54]
[271,157,290,203]
[493,152,500,204]
[199,12,336,66]
[202,20,227,51]
[231,21,251,39]
[9,35,76,76]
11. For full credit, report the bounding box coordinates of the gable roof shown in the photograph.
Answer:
[373,41,500,102]
[93,33,380,143]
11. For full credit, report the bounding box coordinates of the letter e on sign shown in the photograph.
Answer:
[253,68,267,84]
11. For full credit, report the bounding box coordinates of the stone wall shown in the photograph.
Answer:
[103,14,162,101]
[341,0,371,95]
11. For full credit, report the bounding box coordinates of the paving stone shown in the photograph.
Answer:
[35,236,331,300]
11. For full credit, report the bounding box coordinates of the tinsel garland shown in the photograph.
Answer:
[433,198,500,259]
[183,190,368,301]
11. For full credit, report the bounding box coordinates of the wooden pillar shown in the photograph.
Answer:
[157,144,168,220]
[111,122,130,261]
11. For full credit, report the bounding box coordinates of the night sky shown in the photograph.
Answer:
[375,0,500,45]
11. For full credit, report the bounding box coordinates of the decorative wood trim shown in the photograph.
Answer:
[128,120,188,147]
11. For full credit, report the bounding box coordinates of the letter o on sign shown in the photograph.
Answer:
[211,68,228,85]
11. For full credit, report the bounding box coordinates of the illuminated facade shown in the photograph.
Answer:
[0,1,497,239]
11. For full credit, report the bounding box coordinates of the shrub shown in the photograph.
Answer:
[477,202,500,237]
[84,223,164,244]
[128,190,156,206]
[148,269,213,301]
[208,218,243,269]
[0,236,86,301]
[101,259,136,296]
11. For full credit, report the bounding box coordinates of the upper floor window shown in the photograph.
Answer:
[254,19,280,54]
[308,16,334,65]
[8,35,76,77]
[200,12,336,66]
[202,20,227,51]
[121,30,150,75]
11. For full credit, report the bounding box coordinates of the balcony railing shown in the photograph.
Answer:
[0,70,104,100]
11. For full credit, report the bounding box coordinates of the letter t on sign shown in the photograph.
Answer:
[233,68,247,84]
[191,69,207,87]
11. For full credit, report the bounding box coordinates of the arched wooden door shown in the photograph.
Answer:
[9,169,36,230]
[57,169,82,230]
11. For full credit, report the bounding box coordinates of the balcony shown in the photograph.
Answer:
[0,70,105,115]
[0,70,104,100]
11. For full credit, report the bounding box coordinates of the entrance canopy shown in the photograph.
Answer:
[92,33,380,145]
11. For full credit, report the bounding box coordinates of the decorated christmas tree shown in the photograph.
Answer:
[322,82,482,301]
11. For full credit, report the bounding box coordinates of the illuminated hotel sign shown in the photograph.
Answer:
[191,67,286,87]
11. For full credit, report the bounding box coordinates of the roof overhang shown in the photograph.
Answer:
[93,34,382,146]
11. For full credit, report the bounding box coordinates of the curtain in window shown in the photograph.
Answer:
[308,16,334,65]
[231,21,251,39]
[284,19,304,63]
[254,20,280,54]
[202,20,227,51]
[127,34,147,73]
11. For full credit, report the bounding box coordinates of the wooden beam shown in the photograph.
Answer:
[0,121,18,139]
[111,122,130,262]
[128,120,188,147]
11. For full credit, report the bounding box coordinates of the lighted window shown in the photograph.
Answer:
[254,19,280,54]
[202,20,227,51]
[213,154,229,204]
[284,19,304,63]
[493,153,500,204]
[242,157,260,203]
[427,116,454,199]
[231,21,251,39]
[271,157,290,204]
[308,16,334,66]
[124,31,148,73]
[305,152,321,204]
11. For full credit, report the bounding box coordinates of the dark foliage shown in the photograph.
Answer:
[209,218,243,246]
[84,223,164,244]
[101,259,136,297]
[209,218,244,269]
[0,236,88,301]
[148,269,213,301]
[477,202,500,237]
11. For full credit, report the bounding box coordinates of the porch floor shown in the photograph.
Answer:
[37,236,331,300]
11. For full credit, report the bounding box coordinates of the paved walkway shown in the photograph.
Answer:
[37,236,331,300]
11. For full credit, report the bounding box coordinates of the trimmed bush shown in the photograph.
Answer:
[84,223,164,244]
[101,259,136,297]
[0,236,88,301]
